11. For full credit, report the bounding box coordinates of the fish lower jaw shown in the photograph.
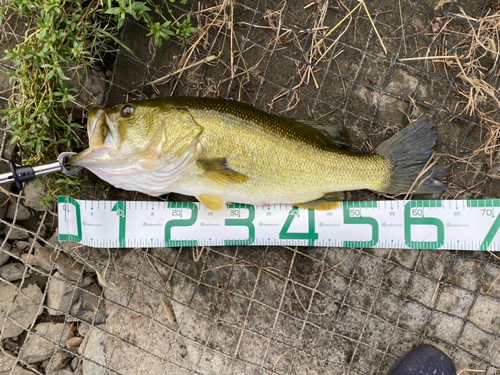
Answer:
[69,147,121,167]
[87,165,186,196]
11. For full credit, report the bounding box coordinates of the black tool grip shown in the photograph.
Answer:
[9,160,35,191]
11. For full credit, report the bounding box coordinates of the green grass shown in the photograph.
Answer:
[0,0,198,206]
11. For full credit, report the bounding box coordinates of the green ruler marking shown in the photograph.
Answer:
[58,197,500,250]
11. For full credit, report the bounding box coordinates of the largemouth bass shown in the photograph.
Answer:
[70,97,445,210]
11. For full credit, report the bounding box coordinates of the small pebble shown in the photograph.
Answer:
[21,253,34,266]
[47,351,72,371]
[0,239,12,266]
[16,241,31,251]
[6,204,31,221]
[0,262,29,281]
[55,253,83,281]
[6,227,30,240]
[66,336,83,350]
[71,357,80,371]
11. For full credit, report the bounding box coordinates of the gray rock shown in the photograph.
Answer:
[78,323,90,337]
[8,366,37,375]
[79,276,94,288]
[46,351,72,373]
[79,328,107,375]
[22,182,47,212]
[33,246,56,272]
[0,262,29,281]
[47,231,102,274]
[2,136,17,161]
[34,247,84,280]
[20,253,34,266]
[0,242,23,268]
[18,322,68,364]
[0,283,43,338]
[0,240,12,266]
[37,224,48,238]
[46,368,73,375]
[0,350,16,372]
[60,240,83,253]
[46,271,81,316]
[0,163,12,221]
[66,336,83,350]
[47,229,60,247]
[70,357,80,371]
[9,246,23,258]
[5,227,30,241]
[69,285,106,324]
[6,204,31,221]
[55,253,83,281]
[41,359,50,371]
[16,241,31,251]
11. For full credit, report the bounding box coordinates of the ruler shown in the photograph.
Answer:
[57,197,500,251]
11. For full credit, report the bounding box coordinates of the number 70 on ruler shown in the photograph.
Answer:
[58,197,500,250]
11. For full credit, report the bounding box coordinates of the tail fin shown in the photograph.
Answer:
[376,117,446,195]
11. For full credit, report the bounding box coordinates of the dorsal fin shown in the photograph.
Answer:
[292,120,352,150]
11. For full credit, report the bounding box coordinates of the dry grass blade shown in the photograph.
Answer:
[273,349,295,371]
[403,151,439,199]
[457,370,486,374]
[160,298,175,324]
[325,2,362,38]
[193,246,205,262]
[485,271,500,295]
[358,0,388,54]
[434,0,452,10]
[147,55,218,86]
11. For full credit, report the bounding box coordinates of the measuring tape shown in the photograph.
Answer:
[57,197,500,251]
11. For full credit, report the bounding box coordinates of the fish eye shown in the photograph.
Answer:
[121,105,133,117]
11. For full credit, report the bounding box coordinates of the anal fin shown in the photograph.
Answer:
[197,158,249,186]
[197,194,226,211]
[295,192,344,211]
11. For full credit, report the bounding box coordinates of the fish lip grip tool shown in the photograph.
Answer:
[1,151,83,191]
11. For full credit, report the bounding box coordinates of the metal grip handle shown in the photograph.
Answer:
[0,152,83,190]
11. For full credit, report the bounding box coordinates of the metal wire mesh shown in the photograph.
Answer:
[1,0,500,374]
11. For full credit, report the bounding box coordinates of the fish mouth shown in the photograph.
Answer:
[69,108,120,167]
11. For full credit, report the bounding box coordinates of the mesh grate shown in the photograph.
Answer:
[1,0,500,374]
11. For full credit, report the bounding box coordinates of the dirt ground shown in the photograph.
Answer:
[1,0,500,374]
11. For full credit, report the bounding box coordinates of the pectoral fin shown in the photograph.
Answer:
[197,194,226,211]
[197,158,249,186]
[295,192,344,211]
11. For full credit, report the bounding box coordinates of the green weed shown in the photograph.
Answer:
[0,0,198,206]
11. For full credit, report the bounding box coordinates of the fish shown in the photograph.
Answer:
[69,96,446,210]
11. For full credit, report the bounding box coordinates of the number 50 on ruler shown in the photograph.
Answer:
[58,197,500,251]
